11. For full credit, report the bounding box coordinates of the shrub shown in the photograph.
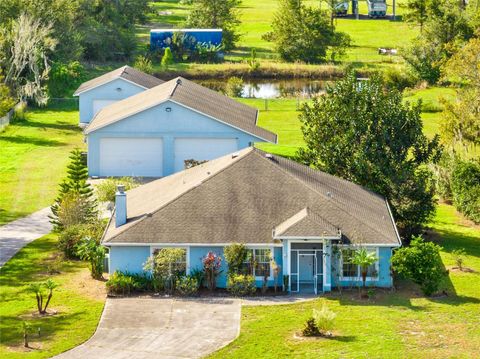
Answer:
[176,275,199,296]
[189,268,205,289]
[58,224,87,258]
[106,271,136,295]
[202,252,222,291]
[383,68,417,91]
[133,55,153,74]
[193,42,223,63]
[48,61,85,98]
[224,243,249,276]
[144,248,186,294]
[76,237,106,279]
[247,48,260,73]
[302,318,320,337]
[450,160,480,224]
[227,274,256,296]
[161,47,174,69]
[313,305,336,336]
[452,248,466,271]
[95,177,139,203]
[433,153,456,202]
[391,235,446,296]
[225,77,244,98]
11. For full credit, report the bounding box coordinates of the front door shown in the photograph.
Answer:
[299,253,317,294]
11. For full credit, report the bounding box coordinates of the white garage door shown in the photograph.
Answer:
[93,99,118,116]
[174,138,238,172]
[100,138,163,177]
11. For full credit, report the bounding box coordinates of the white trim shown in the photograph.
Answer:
[105,242,284,247]
[335,243,399,247]
[150,245,190,275]
[274,235,341,240]
[338,246,379,282]
[74,77,148,97]
[245,246,275,280]
[287,239,325,293]
[386,199,402,247]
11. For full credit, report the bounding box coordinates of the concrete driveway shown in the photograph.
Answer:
[55,297,241,359]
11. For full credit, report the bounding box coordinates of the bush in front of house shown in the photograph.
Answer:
[106,271,154,295]
[58,220,106,259]
[391,235,446,296]
[143,248,187,294]
[75,237,106,279]
[176,275,199,296]
[202,251,222,291]
[227,274,256,296]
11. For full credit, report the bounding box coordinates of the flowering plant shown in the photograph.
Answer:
[202,252,222,291]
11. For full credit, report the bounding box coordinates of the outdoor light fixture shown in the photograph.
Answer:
[165,107,172,112]
[116,87,122,92]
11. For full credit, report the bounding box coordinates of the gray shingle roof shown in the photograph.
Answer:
[73,65,164,96]
[84,77,277,143]
[273,208,340,238]
[102,148,400,246]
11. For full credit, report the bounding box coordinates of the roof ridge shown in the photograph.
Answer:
[105,148,256,243]
[252,149,392,243]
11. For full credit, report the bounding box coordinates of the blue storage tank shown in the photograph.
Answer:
[150,29,223,50]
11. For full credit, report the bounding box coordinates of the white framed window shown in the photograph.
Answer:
[340,247,378,281]
[243,248,272,279]
[151,247,188,276]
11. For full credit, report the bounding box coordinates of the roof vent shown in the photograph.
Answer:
[265,154,273,159]
[327,191,332,198]
[176,78,182,85]
[231,152,239,159]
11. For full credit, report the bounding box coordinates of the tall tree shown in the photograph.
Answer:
[404,0,430,32]
[297,72,441,238]
[0,70,15,117]
[1,13,57,105]
[265,0,350,63]
[186,0,241,50]
[50,148,97,230]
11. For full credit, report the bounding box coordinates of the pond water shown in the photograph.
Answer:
[198,78,332,99]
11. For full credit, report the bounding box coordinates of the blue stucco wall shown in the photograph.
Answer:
[109,246,150,274]
[78,78,146,124]
[107,244,394,289]
[331,246,394,288]
[87,100,266,177]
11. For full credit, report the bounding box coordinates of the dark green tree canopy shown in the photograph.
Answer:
[297,72,441,238]
[265,0,350,63]
[186,0,242,51]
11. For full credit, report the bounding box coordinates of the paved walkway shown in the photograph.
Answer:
[54,297,241,359]
[0,207,52,266]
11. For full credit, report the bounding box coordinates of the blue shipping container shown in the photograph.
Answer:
[150,29,223,50]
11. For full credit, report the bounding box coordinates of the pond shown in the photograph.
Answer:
[197,78,332,99]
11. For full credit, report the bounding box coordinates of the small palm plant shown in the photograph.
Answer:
[350,248,378,292]
[76,237,105,279]
[28,279,59,314]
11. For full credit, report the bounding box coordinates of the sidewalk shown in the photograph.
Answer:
[0,207,52,266]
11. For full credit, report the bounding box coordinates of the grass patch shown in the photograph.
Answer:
[0,233,105,358]
[209,203,480,358]
[0,103,84,225]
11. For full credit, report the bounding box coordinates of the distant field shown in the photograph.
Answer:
[137,0,418,72]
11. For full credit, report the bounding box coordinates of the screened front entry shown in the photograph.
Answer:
[290,242,323,294]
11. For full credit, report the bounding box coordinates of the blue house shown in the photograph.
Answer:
[102,148,401,294]
[74,65,164,125]
[84,77,277,177]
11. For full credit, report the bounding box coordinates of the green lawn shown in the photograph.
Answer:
[210,203,480,358]
[134,0,418,75]
[0,103,84,225]
[0,233,105,358]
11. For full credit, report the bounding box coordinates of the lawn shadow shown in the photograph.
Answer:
[0,135,67,147]
[19,118,81,133]
[427,227,480,258]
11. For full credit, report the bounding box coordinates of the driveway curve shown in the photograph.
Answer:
[55,297,241,359]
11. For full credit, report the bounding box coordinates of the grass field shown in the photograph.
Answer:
[134,0,418,76]
[209,203,480,358]
[0,103,84,225]
[0,233,105,358]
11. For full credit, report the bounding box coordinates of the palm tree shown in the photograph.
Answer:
[350,248,378,290]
